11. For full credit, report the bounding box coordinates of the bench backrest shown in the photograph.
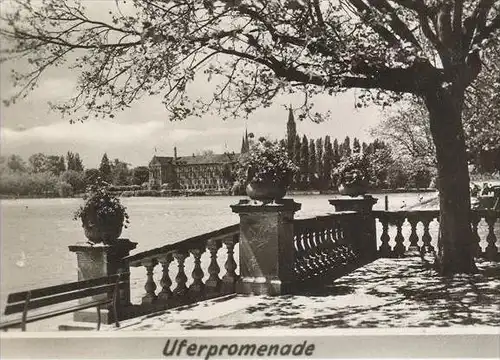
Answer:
[4,273,129,315]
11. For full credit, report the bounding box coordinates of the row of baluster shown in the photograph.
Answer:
[131,235,239,306]
[293,216,358,280]
[374,210,499,259]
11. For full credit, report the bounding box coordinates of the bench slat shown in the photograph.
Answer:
[7,274,127,303]
[4,281,127,315]
[0,299,112,330]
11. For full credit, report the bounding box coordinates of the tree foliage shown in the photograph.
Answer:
[131,166,150,185]
[99,153,112,182]
[372,99,437,167]
[6,154,27,173]
[1,1,497,121]
[66,151,84,172]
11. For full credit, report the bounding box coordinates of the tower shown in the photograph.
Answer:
[240,126,250,153]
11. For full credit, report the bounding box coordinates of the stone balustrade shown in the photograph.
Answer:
[68,197,500,325]
[373,209,499,260]
[293,212,360,282]
[124,224,240,312]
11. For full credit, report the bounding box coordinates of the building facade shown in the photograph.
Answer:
[148,149,240,191]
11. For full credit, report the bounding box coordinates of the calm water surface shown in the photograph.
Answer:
[0,193,434,309]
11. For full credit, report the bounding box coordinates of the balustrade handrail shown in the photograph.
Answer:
[294,211,357,226]
[373,209,500,216]
[372,209,440,217]
[125,223,239,266]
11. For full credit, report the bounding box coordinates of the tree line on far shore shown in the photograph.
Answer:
[0,152,150,197]
[281,107,437,192]
[280,133,435,191]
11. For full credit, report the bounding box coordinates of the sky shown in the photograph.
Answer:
[0,1,387,169]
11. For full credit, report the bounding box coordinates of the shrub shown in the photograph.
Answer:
[57,181,74,197]
[333,153,370,187]
[235,138,297,186]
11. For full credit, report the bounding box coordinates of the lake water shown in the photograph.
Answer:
[0,193,435,311]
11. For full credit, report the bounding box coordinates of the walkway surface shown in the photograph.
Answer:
[107,256,500,331]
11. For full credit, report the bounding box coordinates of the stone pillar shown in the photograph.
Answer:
[328,195,378,261]
[68,238,137,323]
[230,199,301,296]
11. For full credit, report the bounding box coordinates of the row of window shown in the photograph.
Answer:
[179,177,228,186]
[181,184,228,190]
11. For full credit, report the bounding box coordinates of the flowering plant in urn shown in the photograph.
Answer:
[236,138,298,200]
[333,153,370,196]
[74,178,129,244]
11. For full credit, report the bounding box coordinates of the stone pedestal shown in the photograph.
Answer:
[68,238,137,323]
[329,195,378,261]
[328,195,378,213]
[231,199,301,295]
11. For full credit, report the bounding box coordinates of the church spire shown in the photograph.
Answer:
[241,125,250,153]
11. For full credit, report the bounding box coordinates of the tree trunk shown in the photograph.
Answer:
[424,88,477,275]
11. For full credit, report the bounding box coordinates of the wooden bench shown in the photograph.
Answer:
[0,273,129,331]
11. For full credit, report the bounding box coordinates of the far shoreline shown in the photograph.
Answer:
[0,188,438,201]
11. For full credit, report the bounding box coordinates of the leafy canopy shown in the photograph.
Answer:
[1,0,499,122]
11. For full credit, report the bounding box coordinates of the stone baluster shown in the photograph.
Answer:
[393,214,406,257]
[141,259,158,305]
[303,225,311,253]
[222,235,239,293]
[295,230,309,277]
[470,212,482,257]
[485,212,498,261]
[321,226,330,255]
[298,230,307,255]
[328,225,338,263]
[378,215,391,257]
[332,225,340,243]
[173,251,189,298]
[421,215,434,253]
[303,228,315,273]
[310,226,321,269]
[157,253,174,303]
[308,225,318,258]
[205,239,222,296]
[407,214,420,253]
[188,247,206,299]
[318,227,330,265]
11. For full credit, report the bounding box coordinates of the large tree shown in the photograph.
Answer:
[2,0,500,274]
[371,100,437,167]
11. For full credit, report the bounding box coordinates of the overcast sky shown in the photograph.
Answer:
[0,1,386,169]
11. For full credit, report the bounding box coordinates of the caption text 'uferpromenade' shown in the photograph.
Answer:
[163,339,315,359]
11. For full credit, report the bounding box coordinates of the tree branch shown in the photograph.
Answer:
[366,0,421,48]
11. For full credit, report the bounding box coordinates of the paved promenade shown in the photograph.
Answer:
[108,255,500,331]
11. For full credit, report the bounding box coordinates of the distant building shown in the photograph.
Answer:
[149,135,248,191]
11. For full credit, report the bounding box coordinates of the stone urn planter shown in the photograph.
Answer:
[246,181,286,201]
[82,210,124,245]
[74,179,129,245]
[236,138,297,202]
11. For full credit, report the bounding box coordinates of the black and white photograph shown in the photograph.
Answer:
[0,0,499,358]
